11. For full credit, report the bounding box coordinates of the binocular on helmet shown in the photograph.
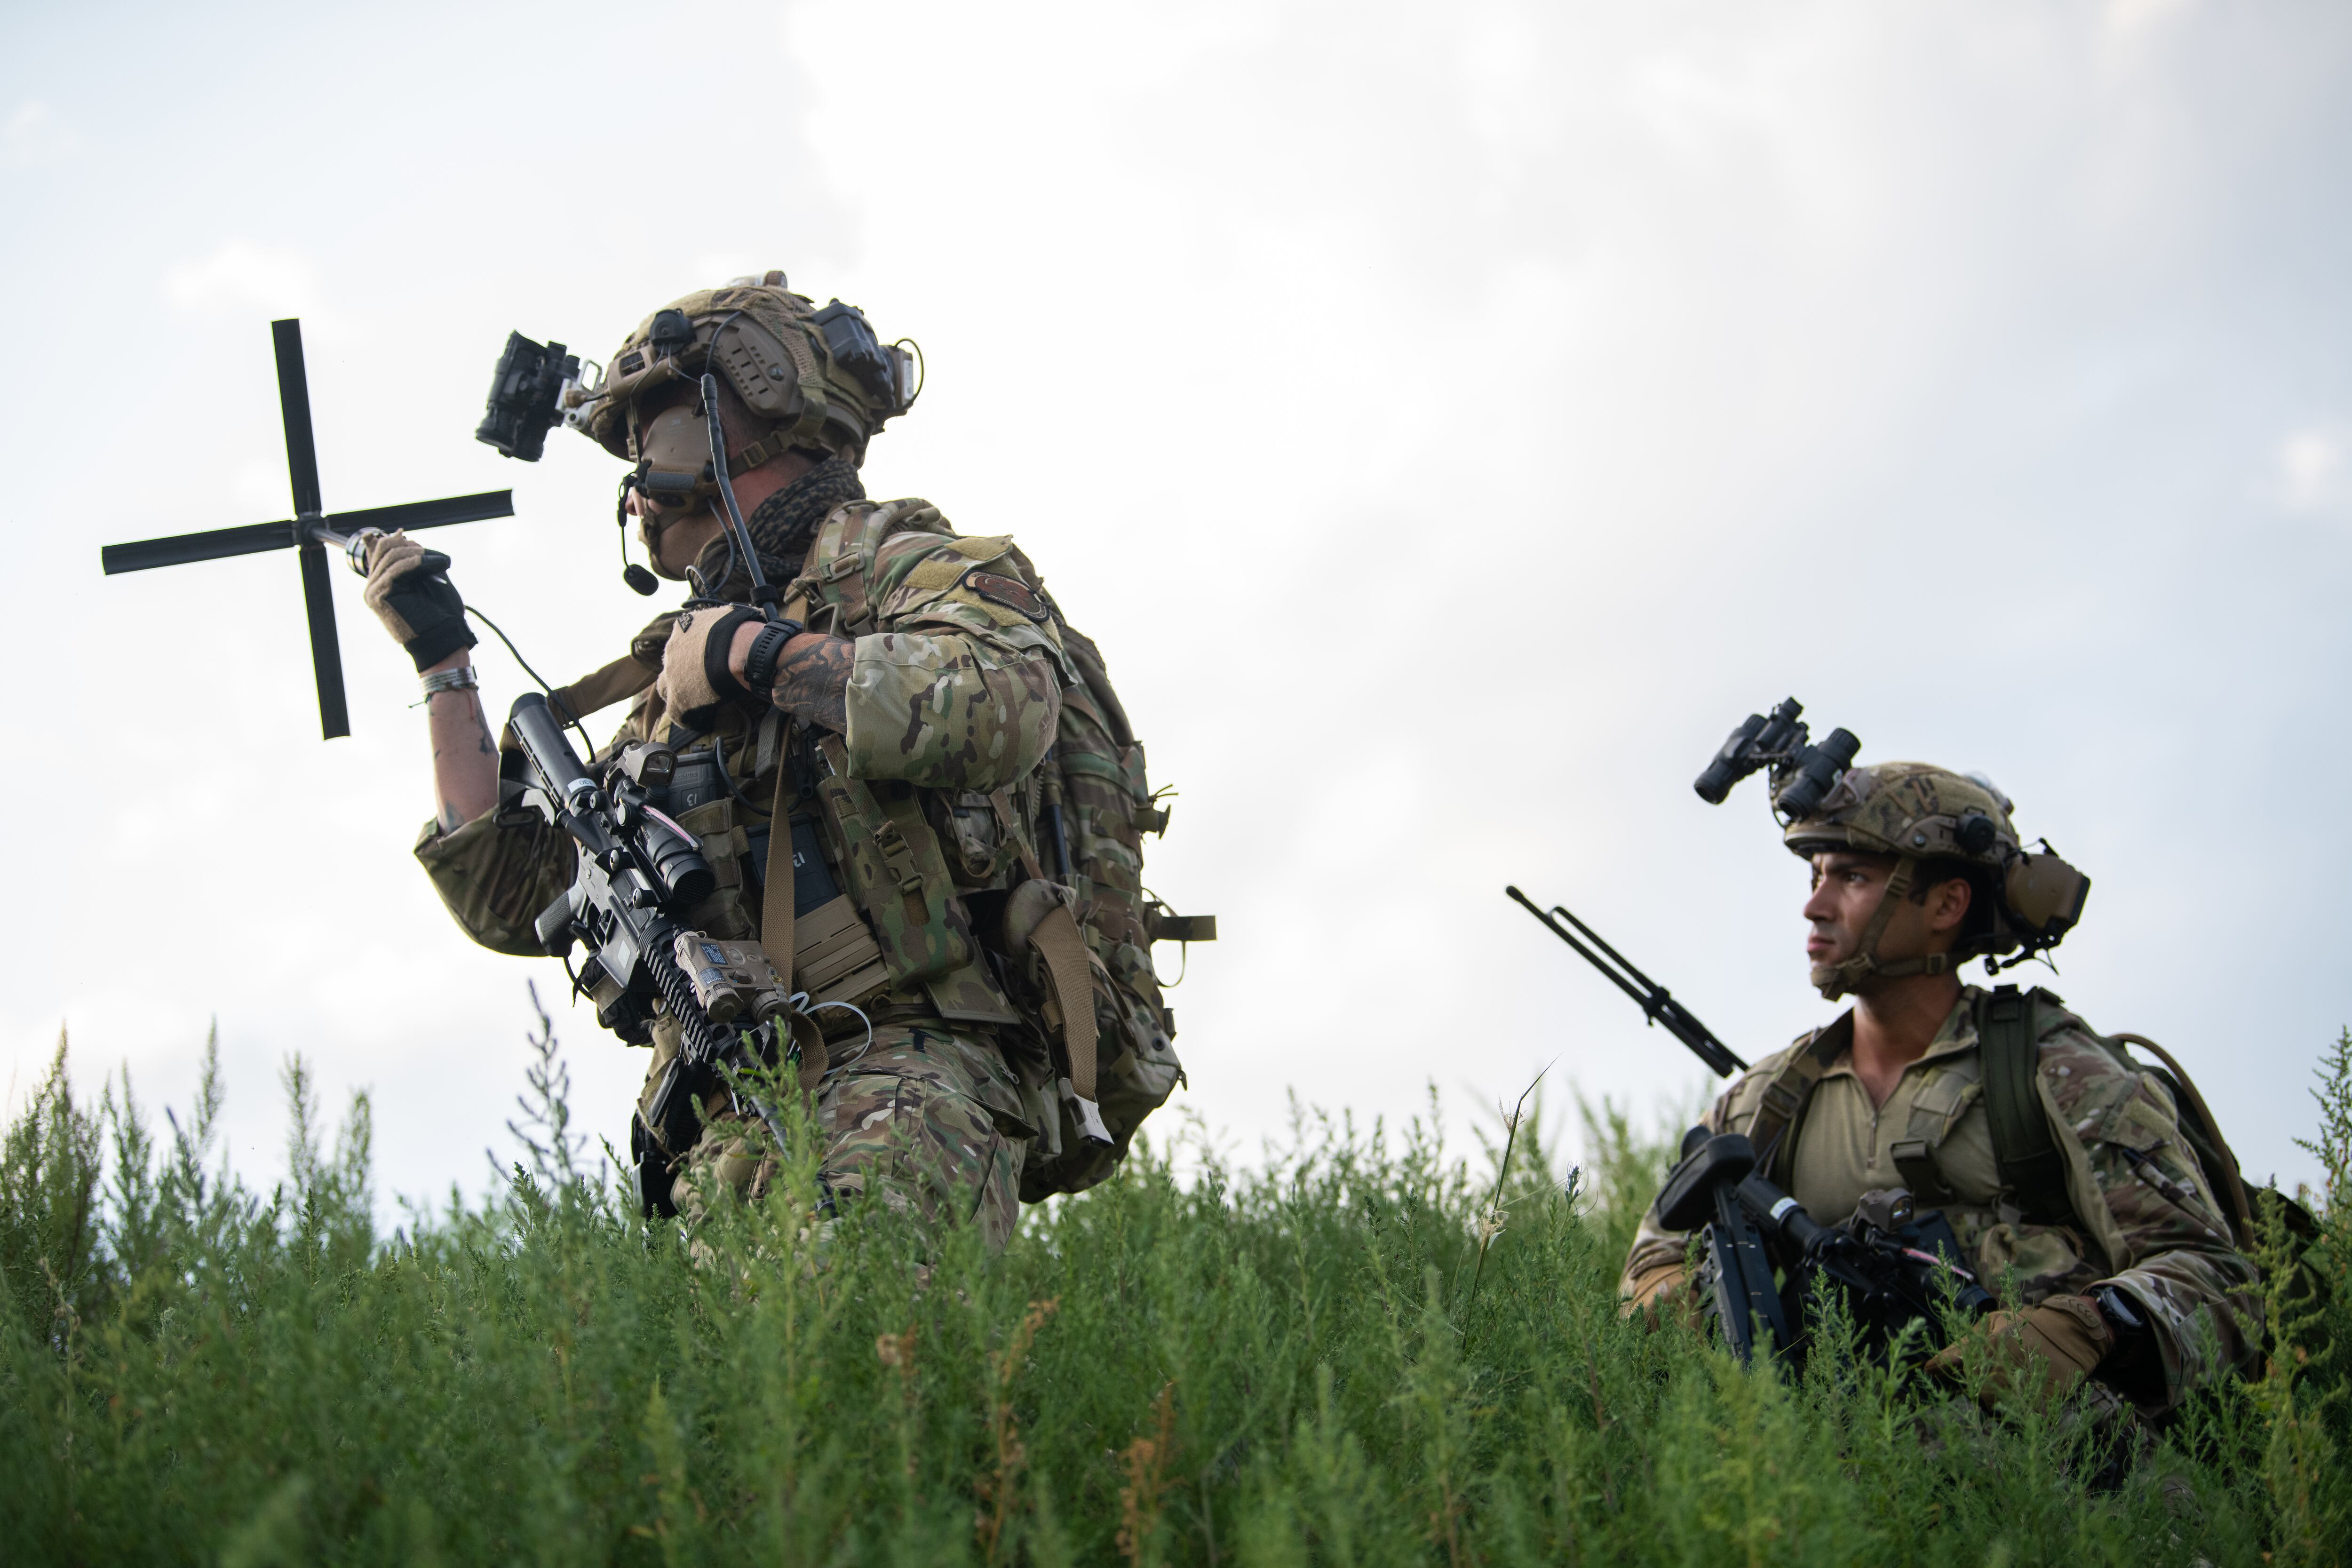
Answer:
[1694,698,1860,820]
[475,332,588,462]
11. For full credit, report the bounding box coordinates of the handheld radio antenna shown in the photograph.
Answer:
[100,319,515,738]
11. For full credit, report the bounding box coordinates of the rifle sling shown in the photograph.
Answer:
[757,592,825,1094]
[548,651,659,728]
[1748,1012,1851,1184]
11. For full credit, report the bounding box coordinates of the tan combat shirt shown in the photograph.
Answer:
[1620,987,2261,1414]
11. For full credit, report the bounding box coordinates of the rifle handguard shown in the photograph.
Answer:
[510,692,596,812]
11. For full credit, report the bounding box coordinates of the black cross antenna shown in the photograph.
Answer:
[100,318,515,739]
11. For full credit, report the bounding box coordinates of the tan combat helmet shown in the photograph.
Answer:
[1783,762,2090,999]
[576,271,918,477]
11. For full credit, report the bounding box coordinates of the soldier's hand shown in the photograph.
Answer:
[656,604,765,730]
[1924,1295,2112,1411]
[1621,1262,1703,1329]
[362,531,477,672]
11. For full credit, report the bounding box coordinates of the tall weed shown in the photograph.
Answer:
[2,1010,2349,1565]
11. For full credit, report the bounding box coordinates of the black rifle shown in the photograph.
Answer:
[505,692,776,1154]
[1506,886,1747,1078]
[1655,1128,1995,1368]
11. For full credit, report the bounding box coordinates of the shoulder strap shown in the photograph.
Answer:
[1748,1012,1851,1183]
[1060,628,1135,748]
[1979,985,2075,1225]
[794,500,946,636]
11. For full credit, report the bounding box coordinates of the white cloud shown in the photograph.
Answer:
[2107,0,2198,43]
[0,100,76,167]
[164,239,321,318]
[2274,421,2349,515]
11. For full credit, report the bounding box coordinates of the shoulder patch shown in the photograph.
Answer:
[962,567,1050,623]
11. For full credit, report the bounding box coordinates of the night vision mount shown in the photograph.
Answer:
[1693,698,1859,820]
[472,292,921,470]
[475,332,592,461]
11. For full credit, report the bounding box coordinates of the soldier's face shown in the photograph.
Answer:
[628,483,723,578]
[626,386,726,576]
[1803,852,1968,974]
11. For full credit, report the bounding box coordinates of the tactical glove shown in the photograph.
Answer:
[1621,1261,1702,1328]
[362,532,477,672]
[655,604,765,731]
[1924,1294,2113,1411]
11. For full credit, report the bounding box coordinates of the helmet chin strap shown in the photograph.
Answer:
[1811,854,1965,1000]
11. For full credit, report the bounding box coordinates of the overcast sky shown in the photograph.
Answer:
[4,0,2348,1212]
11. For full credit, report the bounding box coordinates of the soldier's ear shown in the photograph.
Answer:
[1925,873,1972,933]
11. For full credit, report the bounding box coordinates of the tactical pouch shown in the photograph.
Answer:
[811,735,1017,1025]
[791,892,894,1016]
[669,796,756,941]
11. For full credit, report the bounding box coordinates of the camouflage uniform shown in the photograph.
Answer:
[1621,987,2262,1416]
[415,498,1071,1249]
[409,277,1191,1249]
[672,1026,1029,1250]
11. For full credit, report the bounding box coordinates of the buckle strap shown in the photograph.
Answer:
[1979,984,2073,1226]
[1890,1137,1955,1205]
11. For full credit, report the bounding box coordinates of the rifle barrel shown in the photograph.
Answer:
[1505,885,1748,1078]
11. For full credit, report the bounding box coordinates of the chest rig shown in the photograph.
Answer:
[550,496,1191,1202]
[785,499,1039,1028]
[1736,987,2259,1248]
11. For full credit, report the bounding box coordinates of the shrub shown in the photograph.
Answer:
[3,1011,2349,1565]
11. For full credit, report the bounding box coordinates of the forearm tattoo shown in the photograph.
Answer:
[428,689,495,832]
[772,633,855,734]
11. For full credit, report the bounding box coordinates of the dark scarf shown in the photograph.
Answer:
[689,455,866,602]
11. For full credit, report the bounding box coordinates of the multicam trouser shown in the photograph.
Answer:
[667,1022,1031,1252]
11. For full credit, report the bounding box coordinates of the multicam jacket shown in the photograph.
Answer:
[412,498,1074,1138]
[1620,987,2261,1415]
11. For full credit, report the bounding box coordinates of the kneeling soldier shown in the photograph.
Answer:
[1621,762,2261,1418]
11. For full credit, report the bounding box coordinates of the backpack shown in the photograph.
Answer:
[1975,986,2323,1329]
[1014,617,1203,1200]
[784,508,1203,1200]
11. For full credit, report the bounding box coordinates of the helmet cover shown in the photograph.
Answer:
[1783,761,2089,992]
[578,274,915,469]
[1782,762,2020,868]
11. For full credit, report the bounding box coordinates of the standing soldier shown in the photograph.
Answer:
[1621,762,2260,1420]
[358,275,1189,1246]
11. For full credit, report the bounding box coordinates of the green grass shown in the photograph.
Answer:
[5,1006,2352,1567]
